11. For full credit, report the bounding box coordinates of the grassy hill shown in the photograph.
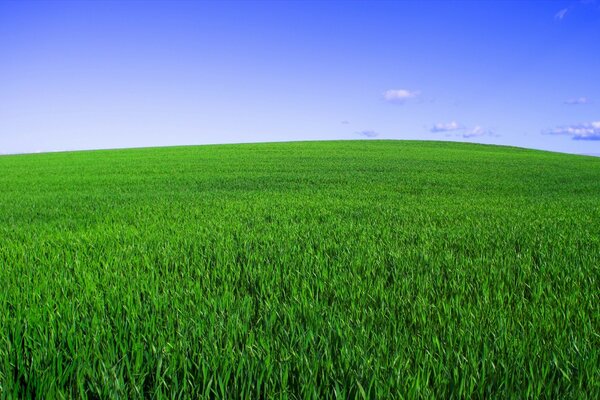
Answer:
[0,140,598,398]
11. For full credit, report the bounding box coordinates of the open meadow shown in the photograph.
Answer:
[0,140,598,398]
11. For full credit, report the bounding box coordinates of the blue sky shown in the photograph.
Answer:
[1,0,599,155]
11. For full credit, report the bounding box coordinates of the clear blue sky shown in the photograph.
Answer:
[1,0,599,155]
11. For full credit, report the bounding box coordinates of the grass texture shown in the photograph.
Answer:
[0,140,598,398]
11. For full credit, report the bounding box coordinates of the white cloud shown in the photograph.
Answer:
[555,1,600,21]
[555,8,569,20]
[462,126,495,138]
[431,121,464,133]
[564,97,591,105]
[357,130,379,138]
[544,121,600,140]
[383,89,420,103]
[431,122,498,138]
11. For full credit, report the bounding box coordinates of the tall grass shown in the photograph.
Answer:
[0,140,598,398]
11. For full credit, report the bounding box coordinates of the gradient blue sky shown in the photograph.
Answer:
[1,0,600,155]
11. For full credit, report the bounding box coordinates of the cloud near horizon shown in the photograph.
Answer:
[543,121,600,140]
[431,122,497,138]
[357,130,379,138]
[431,121,464,133]
[383,89,420,103]
[462,126,496,138]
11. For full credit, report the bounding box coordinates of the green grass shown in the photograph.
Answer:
[0,140,598,398]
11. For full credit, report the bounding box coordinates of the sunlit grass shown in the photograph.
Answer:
[0,140,598,398]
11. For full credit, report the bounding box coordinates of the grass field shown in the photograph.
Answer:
[0,140,598,398]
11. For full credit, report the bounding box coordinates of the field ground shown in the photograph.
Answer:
[0,140,598,398]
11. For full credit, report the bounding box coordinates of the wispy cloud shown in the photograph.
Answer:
[543,121,600,140]
[357,130,379,138]
[431,121,463,133]
[431,122,498,138]
[555,8,569,20]
[564,96,591,105]
[383,89,420,103]
[341,120,350,124]
[555,1,600,21]
[462,126,497,138]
